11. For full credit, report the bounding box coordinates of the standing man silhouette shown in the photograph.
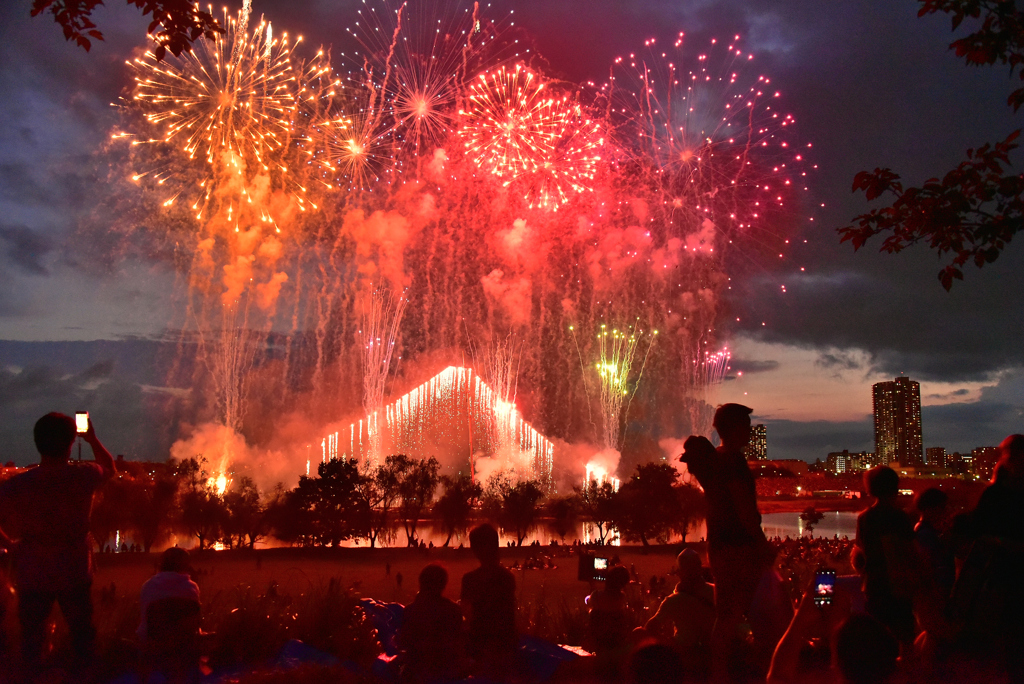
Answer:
[460,523,517,679]
[0,412,116,673]
[680,403,774,683]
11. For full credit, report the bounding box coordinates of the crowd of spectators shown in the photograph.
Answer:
[1,411,1023,684]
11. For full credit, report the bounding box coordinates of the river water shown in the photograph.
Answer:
[338,510,860,548]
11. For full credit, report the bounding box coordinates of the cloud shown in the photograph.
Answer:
[816,351,863,372]
[728,358,780,375]
[0,224,54,275]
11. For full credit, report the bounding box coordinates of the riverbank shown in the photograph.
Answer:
[757,497,868,514]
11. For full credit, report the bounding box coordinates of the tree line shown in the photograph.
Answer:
[90,456,706,551]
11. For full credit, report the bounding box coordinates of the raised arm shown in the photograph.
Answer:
[679,435,715,484]
[83,421,116,478]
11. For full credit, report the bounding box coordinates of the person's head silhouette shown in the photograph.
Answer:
[712,403,752,450]
[864,466,899,502]
[605,565,631,594]
[915,487,948,525]
[469,523,500,565]
[33,412,77,460]
[159,547,192,574]
[675,548,702,586]
[995,434,1024,483]
[418,563,448,597]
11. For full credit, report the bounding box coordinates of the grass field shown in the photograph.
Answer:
[92,543,689,618]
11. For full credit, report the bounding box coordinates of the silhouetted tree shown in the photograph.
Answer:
[670,481,707,543]
[434,474,482,547]
[356,456,404,548]
[179,485,228,550]
[575,480,618,543]
[129,474,179,552]
[223,476,266,549]
[546,495,579,542]
[275,459,366,547]
[175,455,206,491]
[396,456,440,546]
[485,473,545,546]
[841,0,1024,288]
[613,463,681,548]
[800,506,825,536]
[31,0,223,60]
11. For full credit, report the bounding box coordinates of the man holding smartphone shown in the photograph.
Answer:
[0,412,116,674]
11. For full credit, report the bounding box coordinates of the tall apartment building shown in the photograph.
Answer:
[745,424,768,460]
[873,377,924,467]
[925,447,947,468]
[972,446,1001,481]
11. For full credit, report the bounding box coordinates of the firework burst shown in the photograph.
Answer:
[459,64,556,179]
[122,1,340,226]
[459,64,603,208]
[341,0,527,157]
[602,33,809,256]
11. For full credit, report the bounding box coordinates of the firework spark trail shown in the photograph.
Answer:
[601,33,806,259]
[685,343,731,437]
[460,64,551,180]
[486,333,523,466]
[340,0,525,159]
[361,287,408,469]
[594,323,653,451]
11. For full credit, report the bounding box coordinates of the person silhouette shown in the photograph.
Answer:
[961,434,1024,679]
[0,412,116,673]
[398,563,465,683]
[645,548,715,678]
[853,466,915,646]
[587,564,632,657]
[138,547,202,679]
[460,524,516,678]
[680,403,774,682]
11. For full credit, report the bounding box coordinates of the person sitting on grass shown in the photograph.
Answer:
[0,412,115,675]
[138,546,203,680]
[138,547,201,642]
[644,548,715,678]
[397,563,465,683]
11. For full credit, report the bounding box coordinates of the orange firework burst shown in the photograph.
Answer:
[123,3,331,222]
[459,64,603,208]
[318,93,401,192]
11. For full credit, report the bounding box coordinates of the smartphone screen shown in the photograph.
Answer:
[75,412,89,434]
[813,568,836,608]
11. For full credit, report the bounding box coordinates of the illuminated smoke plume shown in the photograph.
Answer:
[111,2,811,496]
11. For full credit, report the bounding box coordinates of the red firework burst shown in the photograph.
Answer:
[459,64,603,208]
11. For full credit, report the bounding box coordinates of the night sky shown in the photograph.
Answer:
[0,0,1021,467]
